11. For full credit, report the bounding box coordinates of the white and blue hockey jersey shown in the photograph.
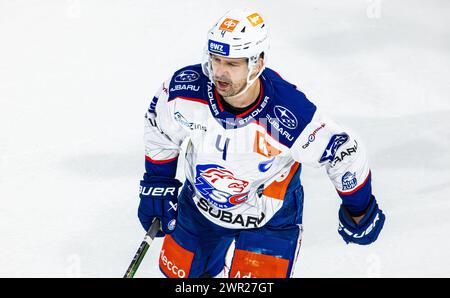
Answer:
[143,64,373,229]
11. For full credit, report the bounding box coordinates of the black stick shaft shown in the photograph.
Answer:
[124,219,161,278]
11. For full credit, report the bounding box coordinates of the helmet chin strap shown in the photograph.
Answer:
[222,58,265,100]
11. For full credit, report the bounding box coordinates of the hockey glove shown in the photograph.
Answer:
[138,176,183,237]
[338,195,385,245]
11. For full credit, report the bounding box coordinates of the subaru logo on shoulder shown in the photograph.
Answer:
[273,105,298,129]
[174,70,200,83]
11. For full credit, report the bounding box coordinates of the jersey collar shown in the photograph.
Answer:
[206,70,274,129]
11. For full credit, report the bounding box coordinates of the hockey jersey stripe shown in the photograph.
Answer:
[145,155,179,164]
[214,89,225,112]
[144,157,179,178]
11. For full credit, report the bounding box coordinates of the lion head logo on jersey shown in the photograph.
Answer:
[194,164,250,209]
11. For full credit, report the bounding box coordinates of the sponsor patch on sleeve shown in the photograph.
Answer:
[342,171,358,191]
[319,133,349,163]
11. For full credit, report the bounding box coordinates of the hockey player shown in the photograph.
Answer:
[137,9,385,278]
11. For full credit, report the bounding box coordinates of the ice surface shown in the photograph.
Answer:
[0,0,449,277]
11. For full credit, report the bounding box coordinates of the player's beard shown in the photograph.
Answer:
[213,75,247,98]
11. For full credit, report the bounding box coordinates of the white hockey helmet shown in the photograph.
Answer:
[202,9,269,94]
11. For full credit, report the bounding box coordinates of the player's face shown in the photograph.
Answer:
[211,55,249,97]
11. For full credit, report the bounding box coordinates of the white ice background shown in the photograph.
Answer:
[0,0,449,277]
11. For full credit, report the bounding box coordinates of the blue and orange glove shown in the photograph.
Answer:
[138,176,183,237]
[338,195,385,245]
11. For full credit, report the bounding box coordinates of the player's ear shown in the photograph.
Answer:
[258,52,265,69]
[249,53,265,79]
[255,53,263,69]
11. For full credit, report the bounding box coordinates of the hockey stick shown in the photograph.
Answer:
[124,218,161,278]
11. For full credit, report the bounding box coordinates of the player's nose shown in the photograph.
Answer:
[213,62,229,79]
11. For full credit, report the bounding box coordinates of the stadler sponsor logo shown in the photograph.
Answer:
[342,171,357,191]
[216,96,270,128]
[174,70,199,83]
[160,249,186,278]
[273,105,298,129]
[237,96,269,126]
[207,82,219,116]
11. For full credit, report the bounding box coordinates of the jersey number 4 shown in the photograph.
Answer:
[215,135,230,161]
